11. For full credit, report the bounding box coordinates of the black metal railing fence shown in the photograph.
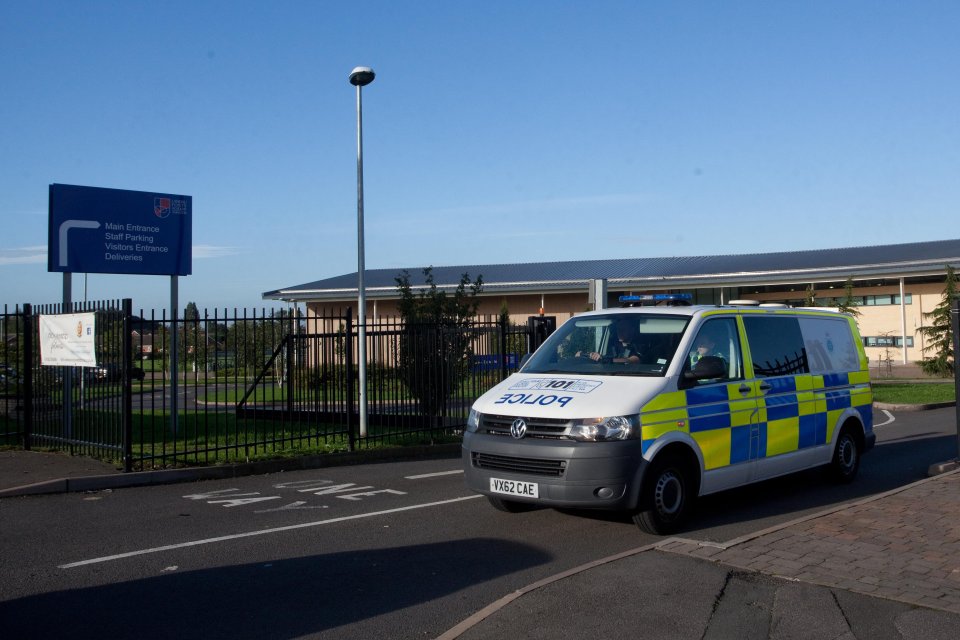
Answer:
[2,300,133,463]
[235,312,531,444]
[1,301,540,470]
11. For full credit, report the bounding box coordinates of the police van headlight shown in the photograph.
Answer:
[567,415,640,442]
[466,408,481,433]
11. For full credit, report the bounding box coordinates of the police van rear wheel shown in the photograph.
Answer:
[487,496,538,513]
[633,455,694,535]
[830,427,861,483]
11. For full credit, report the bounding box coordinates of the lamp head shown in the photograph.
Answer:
[349,66,376,87]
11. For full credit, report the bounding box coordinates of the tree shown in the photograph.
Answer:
[224,310,288,375]
[93,306,126,362]
[494,300,526,362]
[918,265,958,377]
[804,284,817,306]
[0,312,25,384]
[836,277,861,317]
[179,302,204,378]
[395,267,483,418]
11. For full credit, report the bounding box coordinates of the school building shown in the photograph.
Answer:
[263,238,960,367]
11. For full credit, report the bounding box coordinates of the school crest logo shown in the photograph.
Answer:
[154,197,171,218]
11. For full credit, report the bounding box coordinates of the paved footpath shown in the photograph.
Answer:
[661,469,960,614]
[442,469,960,640]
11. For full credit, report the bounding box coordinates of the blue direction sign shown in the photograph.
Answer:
[48,183,192,276]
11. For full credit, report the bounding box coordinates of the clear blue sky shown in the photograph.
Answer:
[2,1,958,313]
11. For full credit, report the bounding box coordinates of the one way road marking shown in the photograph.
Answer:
[59,495,483,569]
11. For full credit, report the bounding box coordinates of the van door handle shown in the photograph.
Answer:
[759,382,772,393]
[738,384,752,395]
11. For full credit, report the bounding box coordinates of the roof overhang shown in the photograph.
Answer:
[263,241,960,303]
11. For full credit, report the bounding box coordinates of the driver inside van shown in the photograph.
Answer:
[577,318,642,364]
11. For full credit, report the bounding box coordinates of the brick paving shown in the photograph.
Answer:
[661,469,960,614]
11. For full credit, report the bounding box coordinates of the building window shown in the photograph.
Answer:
[818,293,911,307]
[862,293,912,306]
[863,336,914,348]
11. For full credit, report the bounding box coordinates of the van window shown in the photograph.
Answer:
[798,317,860,373]
[743,316,810,377]
[683,318,743,384]
[522,313,688,376]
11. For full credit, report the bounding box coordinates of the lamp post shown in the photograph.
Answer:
[952,297,960,462]
[350,66,375,437]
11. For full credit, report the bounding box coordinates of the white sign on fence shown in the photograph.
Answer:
[39,313,97,367]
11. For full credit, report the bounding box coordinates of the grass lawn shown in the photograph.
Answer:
[129,412,353,467]
[871,383,955,404]
[199,384,411,404]
[129,411,459,468]
[2,405,461,469]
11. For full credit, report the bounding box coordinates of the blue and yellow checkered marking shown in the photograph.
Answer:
[640,371,872,469]
[686,385,732,433]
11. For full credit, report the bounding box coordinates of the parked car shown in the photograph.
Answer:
[94,364,146,382]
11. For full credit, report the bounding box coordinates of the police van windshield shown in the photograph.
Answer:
[522,313,689,376]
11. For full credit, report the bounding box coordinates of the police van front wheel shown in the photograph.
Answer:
[633,455,695,535]
[829,427,861,483]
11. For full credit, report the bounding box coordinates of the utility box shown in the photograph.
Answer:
[527,316,557,353]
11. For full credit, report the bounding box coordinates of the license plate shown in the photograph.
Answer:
[490,477,539,498]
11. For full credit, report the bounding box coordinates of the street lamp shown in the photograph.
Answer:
[350,66,375,437]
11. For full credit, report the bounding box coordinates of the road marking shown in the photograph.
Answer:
[208,496,282,508]
[875,409,896,427]
[254,501,328,513]
[405,470,464,480]
[337,489,406,501]
[58,495,483,569]
[307,483,374,495]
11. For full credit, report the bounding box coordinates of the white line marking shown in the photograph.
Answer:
[405,470,464,480]
[59,495,482,569]
[875,409,896,427]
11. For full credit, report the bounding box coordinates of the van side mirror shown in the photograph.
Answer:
[519,353,532,369]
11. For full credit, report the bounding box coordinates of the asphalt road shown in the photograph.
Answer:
[1,407,957,639]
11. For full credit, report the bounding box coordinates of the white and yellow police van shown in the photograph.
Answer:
[462,296,875,534]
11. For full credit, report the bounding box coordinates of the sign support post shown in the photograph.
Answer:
[170,276,179,437]
[62,272,73,443]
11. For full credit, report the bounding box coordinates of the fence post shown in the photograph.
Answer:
[344,308,355,451]
[22,304,33,451]
[499,314,509,381]
[285,333,294,417]
[122,298,133,472]
[952,297,960,462]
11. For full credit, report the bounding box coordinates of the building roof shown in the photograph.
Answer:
[263,238,960,302]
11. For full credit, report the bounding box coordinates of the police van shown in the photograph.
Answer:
[462,297,875,534]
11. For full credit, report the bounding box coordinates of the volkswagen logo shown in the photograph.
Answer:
[510,418,528,440]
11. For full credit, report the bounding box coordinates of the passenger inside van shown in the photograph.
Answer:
[611,318,642,363]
